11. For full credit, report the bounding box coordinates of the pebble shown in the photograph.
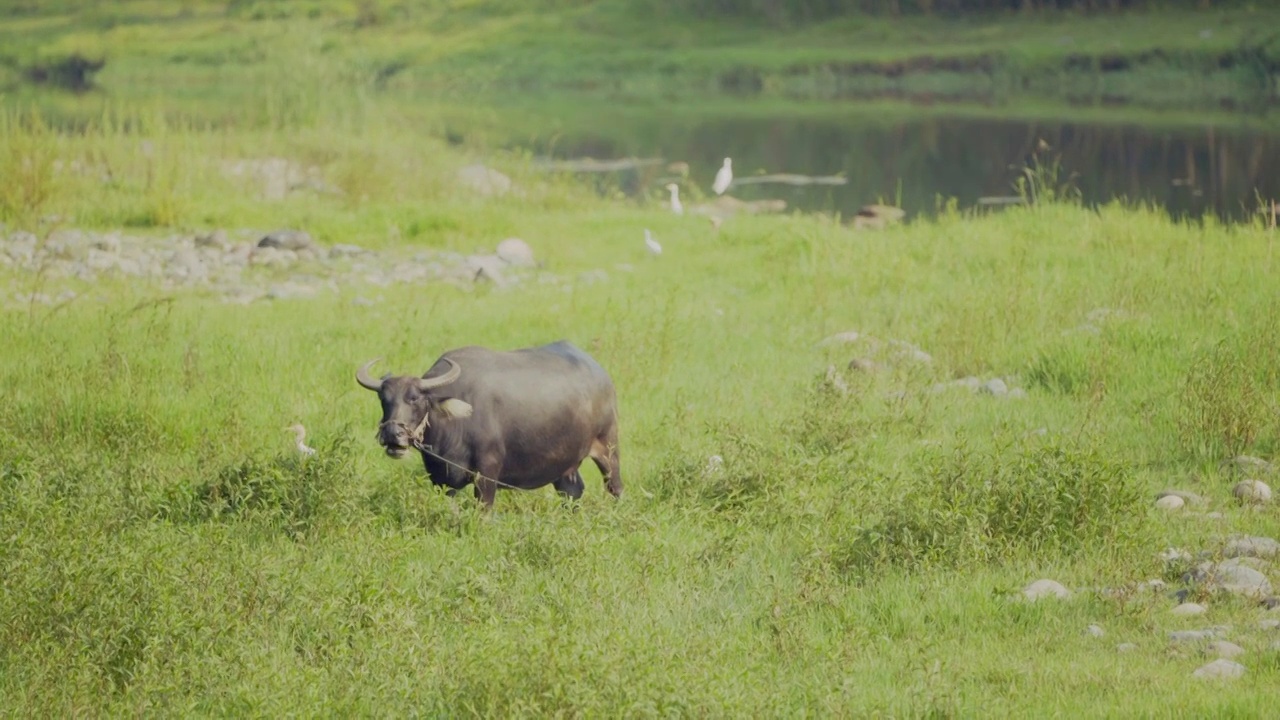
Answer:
[1,227,549,308]
[496,238,536,267]
[1233,479,1272,505]
[1172,603,1207,617]
[1085,624,1105,638]
[1023,579,1071,601]
[1222,536,1280,560]
[1156,489,1207,506]
[819,330,862,346]
[1155,495,1185,511]
[1204,640,1245,659]
[328,243,368,259]
[1116,643,1138,653]
[979,378,1008,396]
[1192,658,1245,680]
[1255,619,1279,632]
[847,358,878,373]
[1170,629,1220,643]
[257,229,315,251]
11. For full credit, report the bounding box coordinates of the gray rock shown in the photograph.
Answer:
[1172,602,1207,616]
[1169,629,1220,643]
[1142,578,1169,593]
[90,233,121,253]
[456,164,513,197]
[1256,619,1280,631]
[249,246,296,268]
[257,229,315,251]
[887,340,932,364]
[848,358,878,373]
[1223,455,1274,475]
[1205,640,1245,659]
[1187,560,1272,599]
[1160,548,1193,563]
[195,230,229,250]
[1156,495,1186,511]
[1156,489,1207,506]
[1086,624,1105,638]
[819,331,862,346]
[1116,642,1138,653]
[1233,479,1272,505]
[824,365,850,396]
[467,254,508,286]
[1023,579,1071,601]
[1192,658,1245,680]
[496,238,536,267]
[45,229,89,258]
[1007,387,1028,399]
[979,378,1009,396]
[328,243,368,259]
[1223,536,1280,560]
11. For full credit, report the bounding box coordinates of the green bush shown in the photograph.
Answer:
[830,440,1151,578]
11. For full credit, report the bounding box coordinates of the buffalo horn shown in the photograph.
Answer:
[418,357,461,390]
[356,358,385,391]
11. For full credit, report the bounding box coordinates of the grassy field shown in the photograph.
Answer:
[2,0,1278,115]
[3,94,1280,715]
[3,3,1280,715]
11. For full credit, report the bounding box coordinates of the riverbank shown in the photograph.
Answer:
[1,2,1277,115]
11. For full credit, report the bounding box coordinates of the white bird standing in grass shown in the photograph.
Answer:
[285,423,317,456]
[712,157,733,195]
[644,228,662,256]
[665,183,683,215]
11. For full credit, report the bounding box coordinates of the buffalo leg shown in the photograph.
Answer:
[553,469,585,501]
[472,455,502,510]
[589,433,622,498]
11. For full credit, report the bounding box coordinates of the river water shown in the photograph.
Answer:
[512,107,1280,223]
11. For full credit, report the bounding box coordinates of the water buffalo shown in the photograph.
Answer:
[355,341,622,509]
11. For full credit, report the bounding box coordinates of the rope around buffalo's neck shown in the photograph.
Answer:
[407,413,523,492]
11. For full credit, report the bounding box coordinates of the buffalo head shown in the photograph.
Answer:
[356,357,471,458]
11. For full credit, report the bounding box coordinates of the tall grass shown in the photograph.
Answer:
[2,89,1280,714]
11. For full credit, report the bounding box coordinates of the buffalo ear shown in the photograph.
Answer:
[438,398,473,419]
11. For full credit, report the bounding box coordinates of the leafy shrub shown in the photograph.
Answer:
[829,440,1150,579]
[650,429,789,515]
[162,436,357,539]
[1176,331,1279,460]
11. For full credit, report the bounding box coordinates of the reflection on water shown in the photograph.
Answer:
[522,113,1280,222]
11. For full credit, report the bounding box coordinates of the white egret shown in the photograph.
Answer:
[285,423,317,456]
[664,183,683,215]
[712,157,733,195]
[644,229,662,256]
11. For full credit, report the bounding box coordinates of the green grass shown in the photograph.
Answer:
[1,0,1277,117]
[3,96,1280,714]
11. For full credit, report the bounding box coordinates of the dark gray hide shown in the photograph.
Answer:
[356,341,622,508]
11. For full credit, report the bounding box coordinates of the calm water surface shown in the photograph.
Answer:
[515,109,1280,222]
